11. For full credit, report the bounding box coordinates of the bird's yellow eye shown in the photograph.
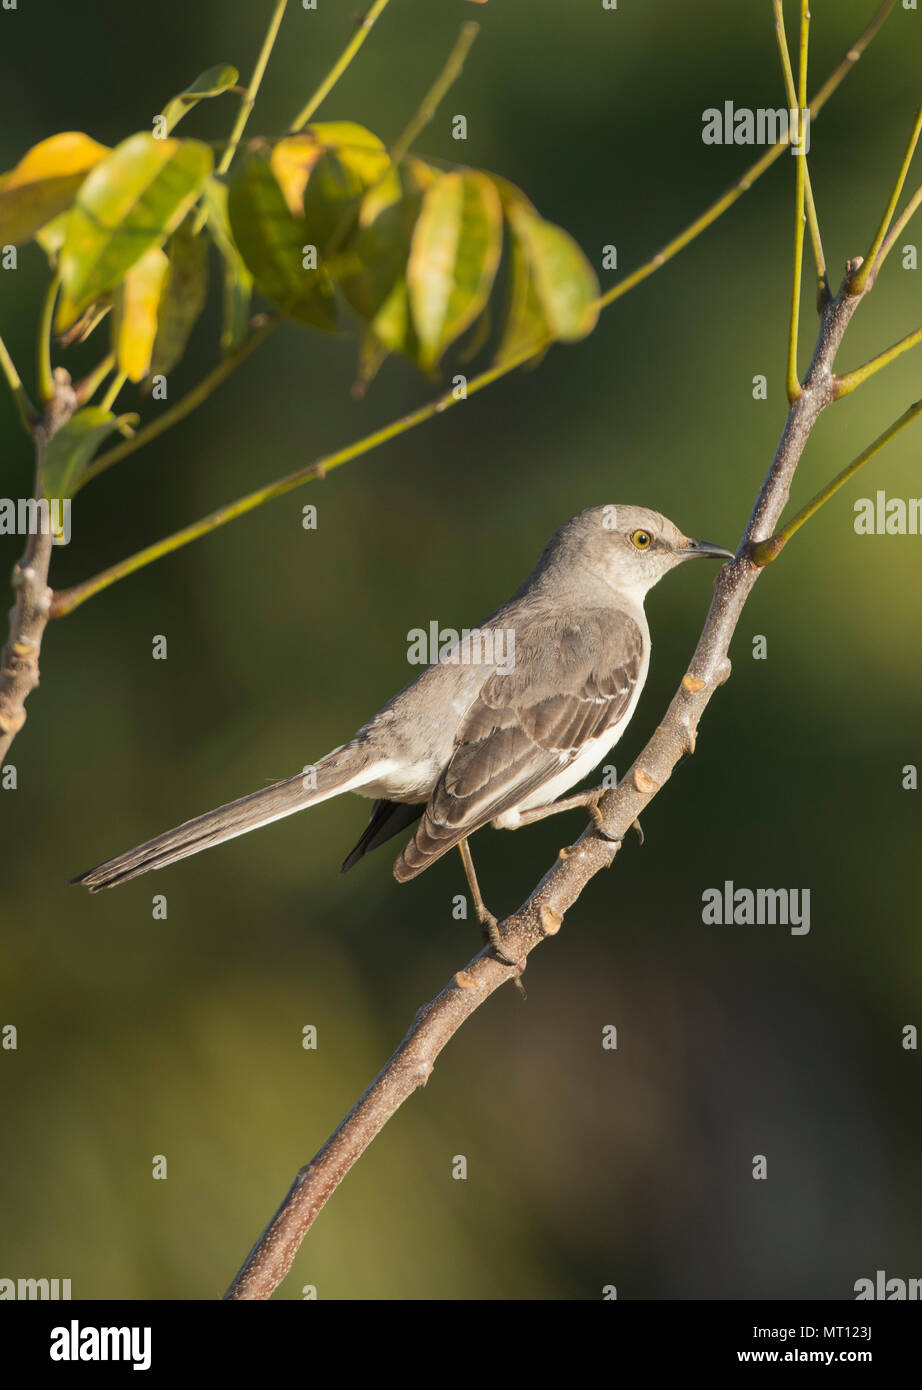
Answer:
[631,529,652,550]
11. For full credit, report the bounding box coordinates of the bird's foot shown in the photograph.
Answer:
[477,910,527,998]
[586,795,623,844]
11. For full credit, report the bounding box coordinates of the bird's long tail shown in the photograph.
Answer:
[71,746,380,892]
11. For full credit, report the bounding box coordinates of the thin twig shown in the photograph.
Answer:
[834,320,922,397]
[750,394,922,566]
[390,22,480,166]
[218,0,289,178]
[289,0,394,132]
[848,103,922,294]
[78,316,278,488]
[786,1,810,401]
[871,182,922,284]
[772,0,827,299]
[0,330,37,435]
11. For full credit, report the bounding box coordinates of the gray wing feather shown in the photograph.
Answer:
[394,609,644,880]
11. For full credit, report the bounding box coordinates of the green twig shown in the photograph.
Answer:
[51,339,546,619]
[0,330,37,435]
[785,1,810,402]
[848,103,922,294]
[390,22,480,166]
[81,317,278,487]
[74,353,116,407]
[873,182,922,280]
[290,0,393,131]
[751,396,922,565]
[99,371,127,414]
[834,321,922,398]
[772,0,827,301]
[37,274,60,404]
[219,0,289,175]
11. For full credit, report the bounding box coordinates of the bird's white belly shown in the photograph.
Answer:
[491,729,624,829]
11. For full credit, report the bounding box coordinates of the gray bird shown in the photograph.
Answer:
[72,505,732,942]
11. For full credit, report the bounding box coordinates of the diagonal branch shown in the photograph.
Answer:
[224,267,866,1300]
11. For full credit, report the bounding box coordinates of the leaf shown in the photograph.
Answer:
[158,64,239,136]
[271,124,390,260]
[145,223,209,380]
[227,152,336,331]
[112,246,170,382]
[39,407,134,499]
[0,132,108,246]
[504,203,599,344]
[407,170,503,371]
[56,132,213,330]
[495,227,547,364]
[35,209,72,261]
[339,159,435,364]
[202,178,253,354]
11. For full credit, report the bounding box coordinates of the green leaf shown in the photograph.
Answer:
[57,132,213,330]
[202,178,253,354]
[227,152,336,331]
[271,124,390,260]
[145,223,209,380]
[495,228,547,364]
[407,170,503,371]
[113,246,170,382]
[39,407,135,499]
[505,203,599,343]
[35,209,72,262]
[0,132,108,246]
[339,159,435,365]
[158,64,239,136]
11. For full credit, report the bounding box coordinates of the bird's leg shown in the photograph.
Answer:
[512,787,623,843]
[458,839,525,991]
[511,787,645,846]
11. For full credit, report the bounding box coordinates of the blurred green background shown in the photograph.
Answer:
[2,0,921,1300]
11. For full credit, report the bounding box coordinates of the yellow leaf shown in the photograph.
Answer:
[0,132,108,246]
[113,247,169,382]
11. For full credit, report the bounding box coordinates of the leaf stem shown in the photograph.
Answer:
[219,0,289,175]
[50,338,543,619]
[751,395,922,565]
[99,371,127,413]
[81,317,278,487]
[0,330,37,435]
[834,321,922,398]
[785,1,810,402]
[37,273,60,404]
[848,103,922,294]
[289,0,393,132]
[772,0,827,300]
[390,22,480,166]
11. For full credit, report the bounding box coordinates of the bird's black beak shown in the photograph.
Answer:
[677,537,735,561]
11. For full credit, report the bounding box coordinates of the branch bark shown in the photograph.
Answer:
[0,370,77,762]
[224,267,866,1301]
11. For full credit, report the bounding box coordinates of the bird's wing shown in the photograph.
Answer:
[393,608,645,880]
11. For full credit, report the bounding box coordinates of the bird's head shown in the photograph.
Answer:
[542,505,734,600]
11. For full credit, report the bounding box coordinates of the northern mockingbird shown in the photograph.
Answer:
[72,505,732,948]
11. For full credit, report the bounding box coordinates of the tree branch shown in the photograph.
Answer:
[224,267,866,1300]
[0,370,77,761]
